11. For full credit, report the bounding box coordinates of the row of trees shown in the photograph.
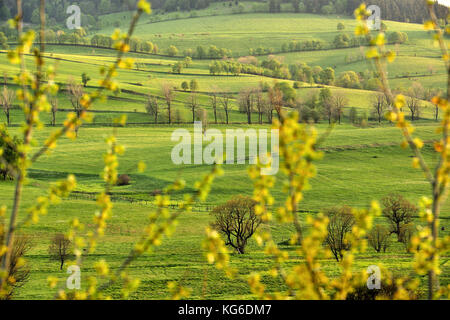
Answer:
[326,194,418,262]
[209,193,418,259]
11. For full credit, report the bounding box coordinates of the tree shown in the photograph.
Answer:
[50,97,58,127]
[210,196,262,254]
[0,127,19,181]
[190,79,199,92]
[146,95,159,124]
[210,87,219,124]
[181,81,189,91]
[187,92,199,123]
[325,206,355,262]
[172,62,183,74]
[268,87,283,120]
[238,88,254,124]
[337,22,345,31]
[66,80,83,136]
[81,73,90,87]
[331,93,348,124]
[48,234,72,270]
[382,194,417,241]
[220,93,231,125]
[0,32,8,50]
[349,107,358,124]
[167,45,178,57]
[368,225,390,253]
[320,88,334,124]
[183,56,192,68]
[399,223,415,253]
[372,93,387,124]
[0,84,14,126]
[0,231,31,299]
[161,83,175,124]
[406,82,424,121]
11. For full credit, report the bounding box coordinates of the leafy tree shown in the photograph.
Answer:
[189,79,199,92]
[181,81,189,91]
[0,127,19,180]
[81,73,91,87]
[167,45,178,57]
[1,84,14,126]
[337,22,345,31]
[211,196,261,254]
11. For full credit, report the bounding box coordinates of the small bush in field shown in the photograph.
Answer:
[117,174,131,186]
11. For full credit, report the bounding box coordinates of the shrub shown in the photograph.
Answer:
[324,206,355,261]
[210,196,261,254]
[117,174,131,186]
[368,225,390,253]
[347,276,418,300]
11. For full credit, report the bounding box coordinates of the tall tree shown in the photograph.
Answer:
[161,83,175,124]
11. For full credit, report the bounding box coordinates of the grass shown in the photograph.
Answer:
[0,6,449,300]
[1,123,448,299]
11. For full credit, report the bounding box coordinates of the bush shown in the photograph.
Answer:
[117,174,131,186]
[324,206,355,261]
[368,225,390,253]
[210,196,261,254]
[347,276,418,300]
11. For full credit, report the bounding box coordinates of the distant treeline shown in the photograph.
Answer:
[0,0,447,26]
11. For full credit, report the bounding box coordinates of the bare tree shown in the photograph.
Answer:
[268,87,283,120]
[210,86,219,124]
[399,223,415,253]
[161,83,175,124]
[146,95,159,124]
[187,92,199,123]
[238,88,253,124]
[424,88,441,121]
[332,93,348,124]
[254,87,265,124]
[368,225,390,253]
[211,196,262,254]
[48,233,72,270]
[219,93,231,125]
[1,84,15,126]
[66,79,83,136]
[324,206,355,262]
[50,97,58,127]
[406,82,424,121]
[372,93,387,124]
[0,232,32,300]
[382,194,417,241]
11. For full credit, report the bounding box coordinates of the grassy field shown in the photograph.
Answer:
[0,123,448,299]
[0,4,449,300]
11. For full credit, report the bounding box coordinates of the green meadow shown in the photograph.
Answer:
[0,3,449,300]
